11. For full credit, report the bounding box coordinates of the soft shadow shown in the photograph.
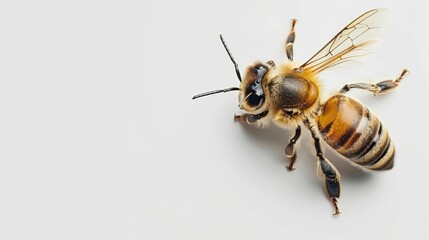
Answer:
[324,147,373,183]
[236,122,373,183]
[237,123,291,165]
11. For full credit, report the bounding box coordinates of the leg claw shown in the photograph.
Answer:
[286,164,296,171]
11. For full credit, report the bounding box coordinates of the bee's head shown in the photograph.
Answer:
[238,62,272,112]
[192,35,272,115]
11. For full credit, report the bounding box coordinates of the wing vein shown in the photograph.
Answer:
[300,9,387,74]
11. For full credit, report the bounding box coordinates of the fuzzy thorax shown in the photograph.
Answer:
[265,63,322,128]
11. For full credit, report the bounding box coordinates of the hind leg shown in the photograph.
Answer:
[305,119,341,215]
[340,69,409,95]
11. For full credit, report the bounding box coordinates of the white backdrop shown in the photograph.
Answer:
[0,0,428,239]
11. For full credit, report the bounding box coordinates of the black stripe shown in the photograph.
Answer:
[364,139,391,167]
[357,122,383,160]
[345,110,375,159]
[320,121,333,135]
[377,150,395,170]
[334,106,363,149]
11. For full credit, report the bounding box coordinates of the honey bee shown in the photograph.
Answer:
[192,9,408,215]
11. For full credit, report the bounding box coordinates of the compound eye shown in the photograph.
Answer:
[255,65,265,71]
[244,65,267,108]
[246,82,264,107]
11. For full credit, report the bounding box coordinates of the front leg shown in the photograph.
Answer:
[305,119,341,215]
[234,110,270,128]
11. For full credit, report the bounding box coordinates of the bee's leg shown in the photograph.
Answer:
[285,18,297,61]
[284,125,301,171]
[375,68,409,94]
[305,119,342,215]
[234,110,270,128]
[340,69,409,95]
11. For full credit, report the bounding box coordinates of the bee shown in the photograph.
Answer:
[192,9,408,215]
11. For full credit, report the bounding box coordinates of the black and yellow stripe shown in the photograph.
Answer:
[317,95,394,171]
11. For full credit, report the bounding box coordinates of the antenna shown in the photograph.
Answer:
[220,34,242,82]
[192,35,243,100]
[192,87,240,100]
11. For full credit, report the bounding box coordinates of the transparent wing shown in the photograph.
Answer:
[300,9,389,73]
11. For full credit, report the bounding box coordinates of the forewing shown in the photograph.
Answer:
[300,9,388,73]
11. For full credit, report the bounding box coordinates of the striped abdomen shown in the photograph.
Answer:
[317,95,394,171]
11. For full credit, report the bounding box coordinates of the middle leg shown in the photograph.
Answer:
[284,125,301,171]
